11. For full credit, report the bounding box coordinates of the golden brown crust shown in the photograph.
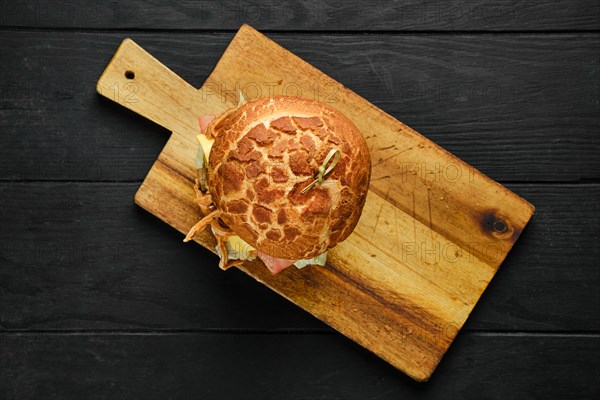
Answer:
[207,96,371,260]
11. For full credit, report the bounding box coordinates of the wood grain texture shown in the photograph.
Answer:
[93,26,535,380]
[1,0,599,31]
[0,183,597,332]
[1,31,598,182]
[1,332,598,400]
[0,0,598,394]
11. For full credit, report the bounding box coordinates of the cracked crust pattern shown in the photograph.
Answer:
[207,96,371,260]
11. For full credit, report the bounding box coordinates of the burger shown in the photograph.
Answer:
[184,95,371,274]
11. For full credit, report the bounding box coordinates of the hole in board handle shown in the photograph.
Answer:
[125,70,135,80]
[493,220,507,233]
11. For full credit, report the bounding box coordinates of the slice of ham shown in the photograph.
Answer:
[256,250,297,274]
[198,115,216,133]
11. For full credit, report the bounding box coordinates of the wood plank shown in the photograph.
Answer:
[0,332,598,400]
[0,185,597,331]
[1,0,599,31]
[1,31,598,182]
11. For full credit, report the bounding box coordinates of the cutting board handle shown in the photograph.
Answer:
[96,38,205,137]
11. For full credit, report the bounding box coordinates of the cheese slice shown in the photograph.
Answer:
[217,232,257,261]
[196,134,214,161]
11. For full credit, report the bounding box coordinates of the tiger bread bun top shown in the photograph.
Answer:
[207,96,371,260]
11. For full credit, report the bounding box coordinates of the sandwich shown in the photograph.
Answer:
[184,96,371,274]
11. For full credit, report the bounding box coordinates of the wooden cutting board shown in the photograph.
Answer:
[96,24,534,381]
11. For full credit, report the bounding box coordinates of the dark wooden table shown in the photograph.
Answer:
[1,1,598,398]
